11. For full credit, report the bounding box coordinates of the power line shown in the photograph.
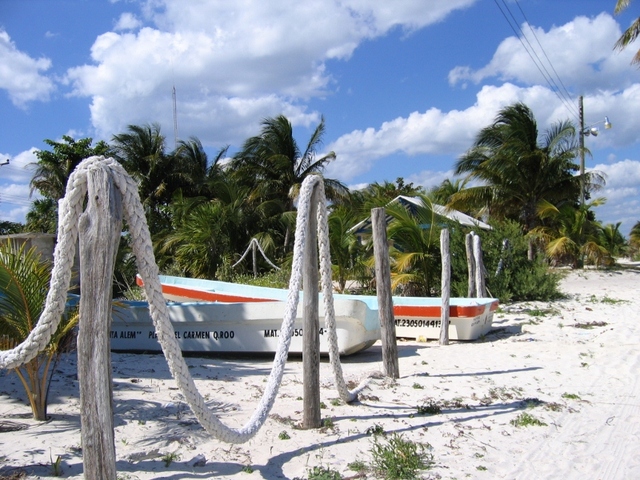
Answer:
[512,0,579,121]
[493,0,579,121]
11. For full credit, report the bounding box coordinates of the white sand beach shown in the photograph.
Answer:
[1,268,639,479]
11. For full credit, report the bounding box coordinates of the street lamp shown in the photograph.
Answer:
[579,95,611,205]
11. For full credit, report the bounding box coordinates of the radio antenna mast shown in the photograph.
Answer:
[172,84,178,148]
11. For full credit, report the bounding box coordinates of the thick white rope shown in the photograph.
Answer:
[231,237,281,270]
[0,156,367,443]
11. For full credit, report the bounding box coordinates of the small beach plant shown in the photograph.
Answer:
[370,433,433,479]
[0,241,79,421]
[50,453,63,477]
[304,466,342,480]
[162,451,180,467]
[510,412,547,427]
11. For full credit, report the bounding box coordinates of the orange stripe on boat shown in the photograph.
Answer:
[162,284,275,303]
[394,301,497,318]
[136,275,275,303]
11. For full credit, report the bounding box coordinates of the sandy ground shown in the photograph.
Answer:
[1,268,639,479]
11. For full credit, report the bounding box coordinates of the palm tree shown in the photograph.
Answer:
[531,199,607,267]
[111,124,192,234]
[386,195,443,296]
[25,198,58,234]
[599,222,627,260]
[429,178,469,207]
[327,206,364,293]
[158,177,253,278]
[231,115,349,251]
[451,103,603,234]
[628,220,640,258]
[0,241,79,420]
[614,0,640,65]
[172,138,229,198]
[233,115,347,205]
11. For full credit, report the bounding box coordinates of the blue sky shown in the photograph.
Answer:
[1,0,639,234]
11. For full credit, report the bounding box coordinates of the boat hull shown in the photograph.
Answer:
[137,275,499,341]
[111,299,380,356]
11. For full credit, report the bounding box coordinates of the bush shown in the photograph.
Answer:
[449,220,563,302]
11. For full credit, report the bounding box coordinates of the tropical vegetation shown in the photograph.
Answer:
[0,241,79,420]
[18,105,637,306]
[614,0,640,65]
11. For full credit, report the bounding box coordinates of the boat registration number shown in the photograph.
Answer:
[395,318,441,328]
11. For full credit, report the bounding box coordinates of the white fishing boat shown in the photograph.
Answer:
[110,298,380,356]
[137,275,499,341]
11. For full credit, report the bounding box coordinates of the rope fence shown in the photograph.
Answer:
[0,156,372,477]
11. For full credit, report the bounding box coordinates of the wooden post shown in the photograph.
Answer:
[439,228,450,345]
[473,234,486,298]
[302,184,321,429]
[252,239,257,278]
[466,232,475,297]
[372,208,399,379]
[77,165,123,480]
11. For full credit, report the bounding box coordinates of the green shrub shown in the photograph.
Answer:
[449,220,563,302]
[306,466,342,480]
[370,433,433,479]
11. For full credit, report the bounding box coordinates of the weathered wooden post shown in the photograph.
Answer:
[302,184,321,429]
[372,207,399,379]
[439,228,450,345]
[77,164,122,480]
[473,234,486,298]
[465,232,476,297]
[252,239,258,278]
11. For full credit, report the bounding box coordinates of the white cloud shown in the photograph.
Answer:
[114,12,142,31]
[324,82,566,181]
[0,148,39,184]
[0,30,55,107]
[0,149,41,223]
[589,159,640,233]
[406,169,456,191]
[323,64,640,183]
[63,0,480,146]
[448,13,637,94]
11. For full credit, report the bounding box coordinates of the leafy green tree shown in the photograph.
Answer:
[0,221,23,235]
[630,220,640,256]
[28,136,109,232]
[0,241,79,420]
[451,103,603,233]
[614,0,640,65]
[30,135,110,201]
